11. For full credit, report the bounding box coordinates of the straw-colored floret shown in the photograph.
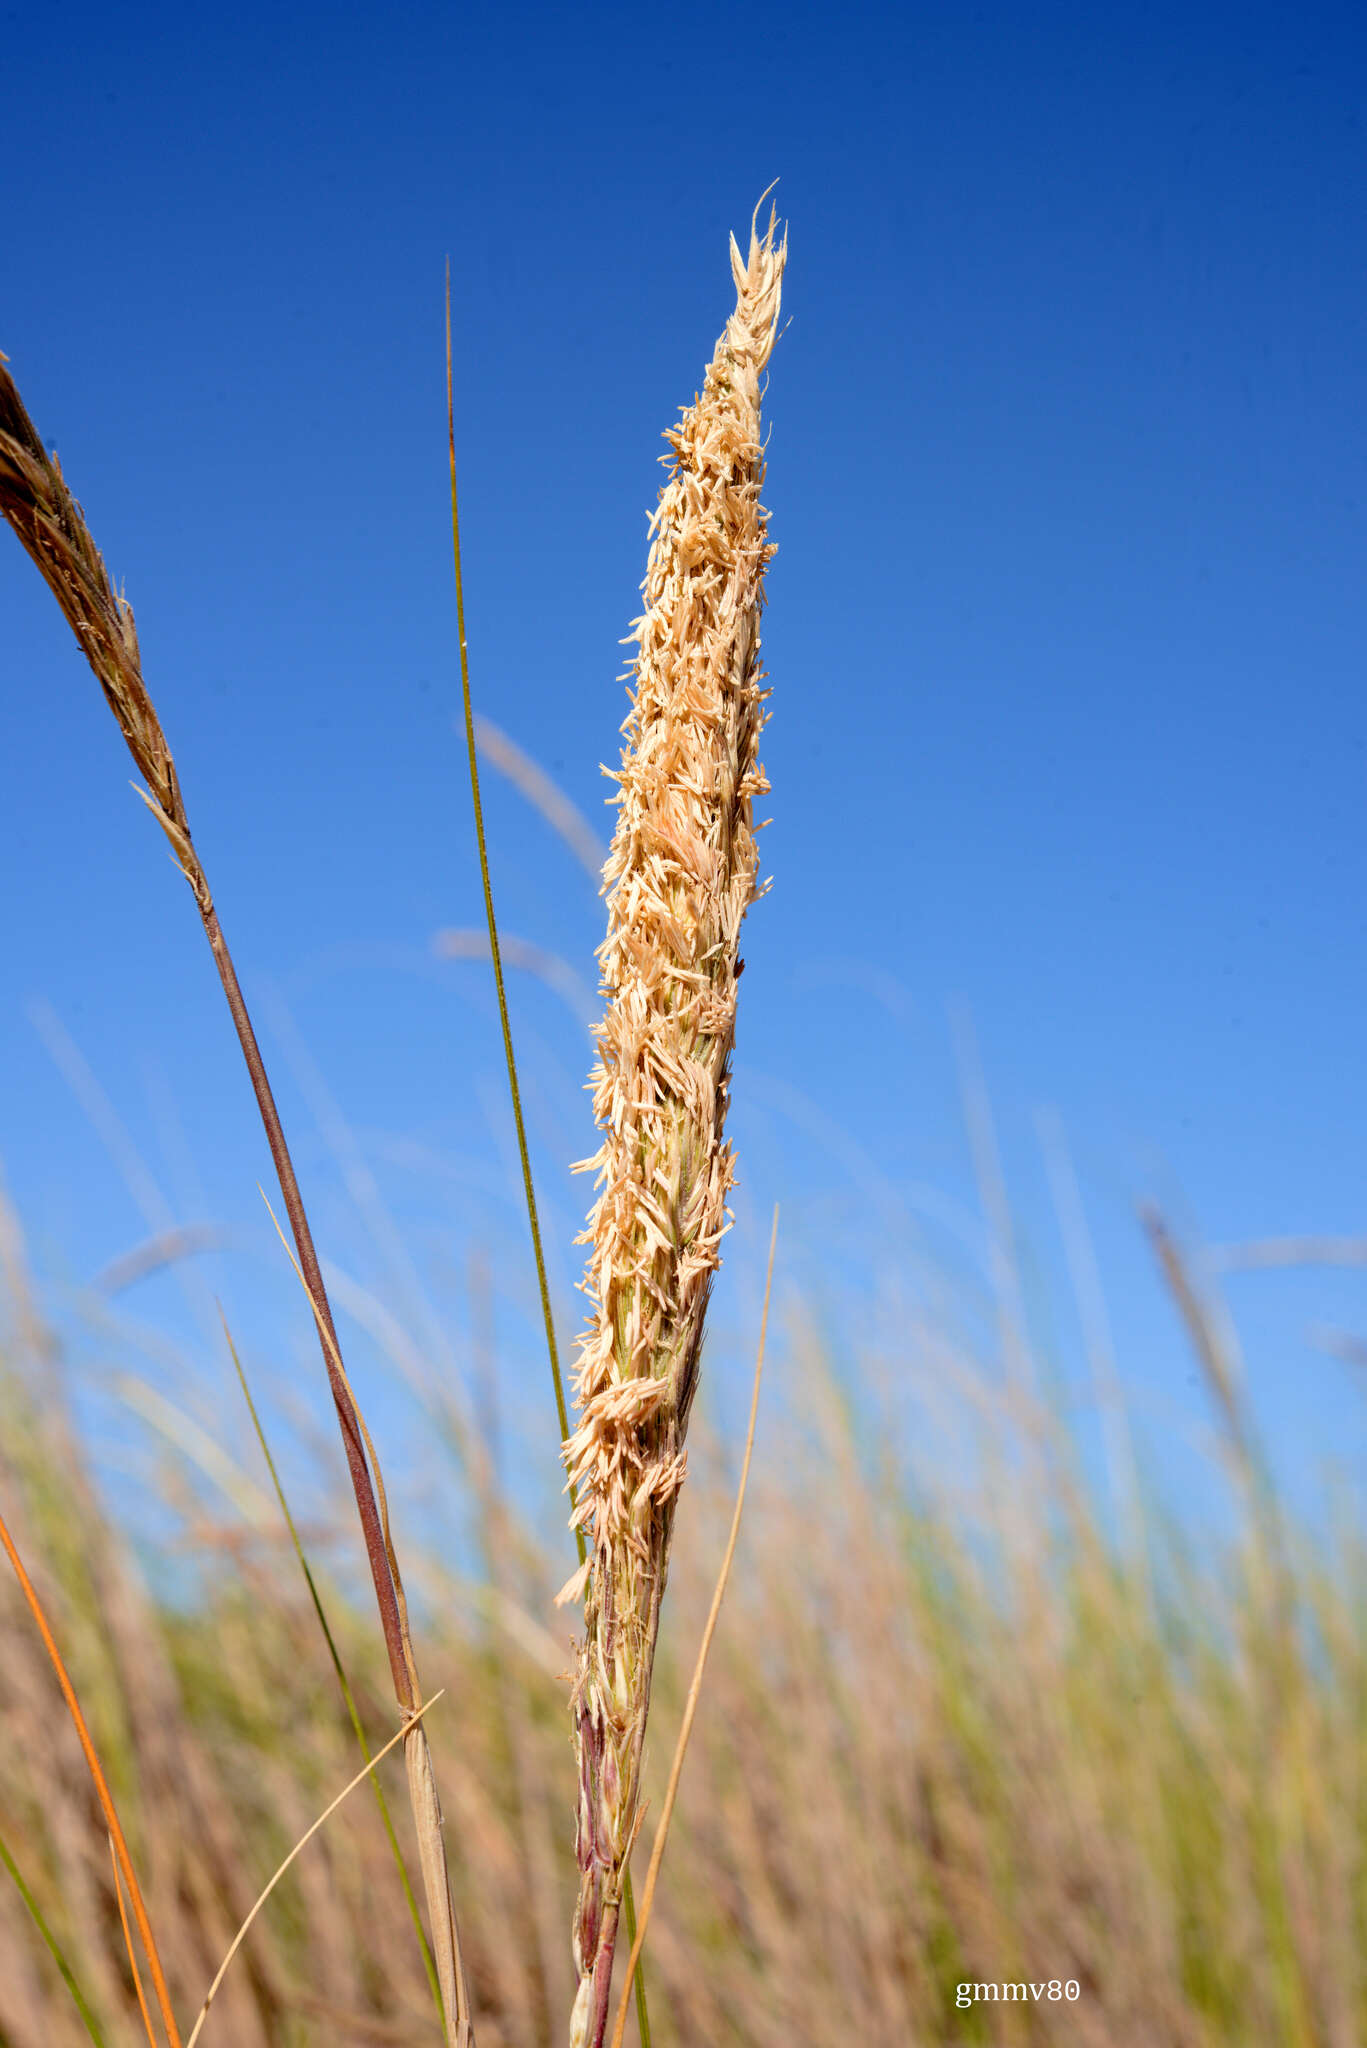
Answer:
[561,204,785,2048]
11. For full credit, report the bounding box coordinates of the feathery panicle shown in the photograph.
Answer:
[561,201,786,2048]
[0,360,201,894]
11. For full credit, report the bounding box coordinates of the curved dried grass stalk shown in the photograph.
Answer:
[184,1694,444,2048]
[0,355,473,2046]
[560,202,786,2048]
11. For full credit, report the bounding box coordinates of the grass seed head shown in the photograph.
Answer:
[0,360,200,890]
[561,200,786,2044]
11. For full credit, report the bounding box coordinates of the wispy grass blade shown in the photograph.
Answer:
[444,269,575,1477]
[221,1311,444,2025]
[0,1824,108,2047]
[469,713,607,883]
[184,1694,445,2048]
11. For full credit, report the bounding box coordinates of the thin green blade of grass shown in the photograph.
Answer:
[0,1825,108,2048]
[220,1311,444,2028]
[443,267,650,2048]
[442,270,576,1499]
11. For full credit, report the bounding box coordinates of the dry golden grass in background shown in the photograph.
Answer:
[0,1182,1360,2048]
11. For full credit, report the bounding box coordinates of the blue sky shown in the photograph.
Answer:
[2,0,1364,1547]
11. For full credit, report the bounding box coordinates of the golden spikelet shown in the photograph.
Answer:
[561,200,786,2048]
[0,357,200,892]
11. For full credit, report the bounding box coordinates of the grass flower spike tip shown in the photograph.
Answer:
[561,201,786,2048]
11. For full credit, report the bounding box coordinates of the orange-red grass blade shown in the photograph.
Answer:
[109,1835,159,2048]
[0,1503,182,2048]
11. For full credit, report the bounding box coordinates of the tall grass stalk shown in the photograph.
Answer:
[444,273,576,1470]
[442,270,654,2043]
[561,203,786,2047]
[0,358,473,2046]
[607,1208,778,2048]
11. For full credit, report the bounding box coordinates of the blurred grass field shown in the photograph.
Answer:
[0,1174,1360,2048]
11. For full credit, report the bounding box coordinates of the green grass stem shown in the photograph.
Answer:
[444,267,650,2048]
[0,1827,107,2047]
